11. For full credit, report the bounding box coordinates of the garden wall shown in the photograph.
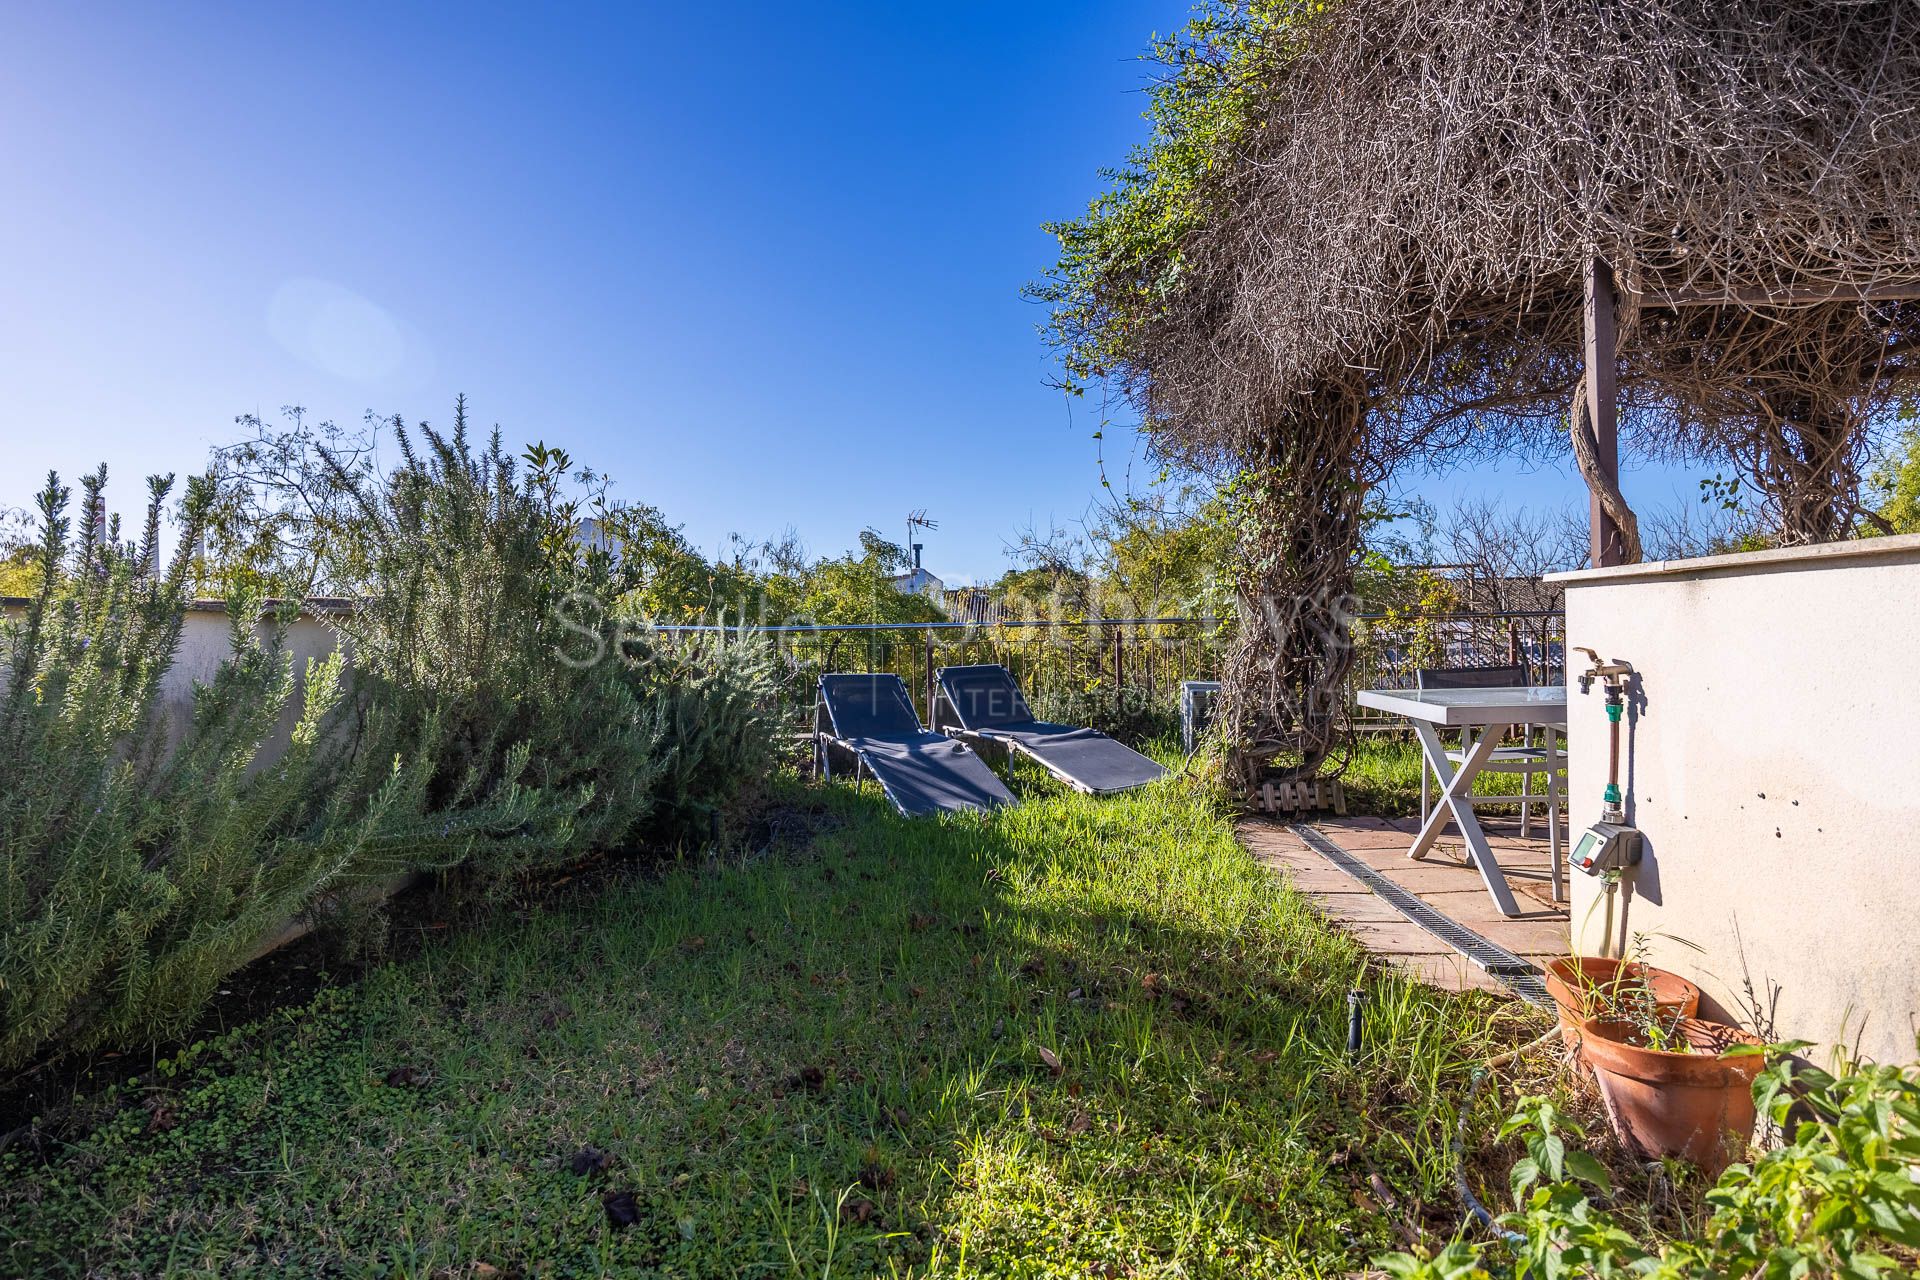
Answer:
[0,599,343,767]
[1550,535,1920,1066]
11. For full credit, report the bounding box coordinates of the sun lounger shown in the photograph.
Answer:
[813,673,1014,817]
[933,664,1169,796]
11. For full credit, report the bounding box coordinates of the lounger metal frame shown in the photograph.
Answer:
[934,704,1099,794]
[814,683,906,814]
[932,665,1166,797]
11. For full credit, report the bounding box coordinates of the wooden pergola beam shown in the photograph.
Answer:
[1629,280,1920,308]
[1579,267,1920,567]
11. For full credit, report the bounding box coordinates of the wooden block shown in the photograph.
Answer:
[1250,776,1349,816]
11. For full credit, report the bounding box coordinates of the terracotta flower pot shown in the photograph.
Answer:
[1577,1016,1765,1174]
[1544,956,1700,1054]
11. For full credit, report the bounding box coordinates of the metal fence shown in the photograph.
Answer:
[1347,608,1566,731]
[658,607,1565,744]
[660,618,1217,741]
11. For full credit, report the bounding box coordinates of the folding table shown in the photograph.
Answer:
[1354,685,1568,918]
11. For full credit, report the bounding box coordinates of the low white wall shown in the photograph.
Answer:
[1550,536,1920,1066]
[0,600,345,767]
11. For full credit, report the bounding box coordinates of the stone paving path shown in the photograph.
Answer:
[1240,813,1570,994]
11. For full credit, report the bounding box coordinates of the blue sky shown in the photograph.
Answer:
[1,2,1693,582]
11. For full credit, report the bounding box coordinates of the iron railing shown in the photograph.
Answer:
[657,608,1565,743]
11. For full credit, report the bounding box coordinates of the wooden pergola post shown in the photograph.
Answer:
[1583,257,1626,568]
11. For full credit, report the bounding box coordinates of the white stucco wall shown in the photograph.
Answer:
[1549,536,1920,1065]
[1,600,345,767]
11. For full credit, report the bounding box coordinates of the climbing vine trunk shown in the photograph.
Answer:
[1759,390,1867,544]
[1221,393,1371,791]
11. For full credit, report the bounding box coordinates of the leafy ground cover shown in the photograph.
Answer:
[2,764,1544,1278]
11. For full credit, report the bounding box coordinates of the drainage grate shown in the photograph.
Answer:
[1289,824,1551,1008]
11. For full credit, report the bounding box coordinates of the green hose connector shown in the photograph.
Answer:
[1603,781,1622,806]
[1606,702,1624,724]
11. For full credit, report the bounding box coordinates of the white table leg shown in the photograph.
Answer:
[1407,720,1523,917]
[1407,721,1485,858]
[1520,725,1534,838]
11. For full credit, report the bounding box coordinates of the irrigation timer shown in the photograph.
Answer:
[1570,820,1642,876]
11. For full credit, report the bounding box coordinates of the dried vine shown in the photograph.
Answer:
[1142,1,1920,483]
[1567,373,1644,565]
[1220,382,1373,786]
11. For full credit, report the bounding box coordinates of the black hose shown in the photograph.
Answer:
[1455,1067,1526,1245]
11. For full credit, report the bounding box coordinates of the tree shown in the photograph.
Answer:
[0,506,39,596]
[1034,4,1452,786]
[996,524,1097,621]
[1638,476,1773,560]
[1867,421,1920,535]
[795,530,944,628]
[1435,499,1586,612]
[590,501,758,624]
[1093,486,1236,623]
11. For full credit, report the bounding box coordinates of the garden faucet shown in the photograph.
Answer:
[1575,647,1636,823]
[1575,647,1634,695]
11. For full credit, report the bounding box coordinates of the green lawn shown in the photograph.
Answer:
[2,765,1542,1278]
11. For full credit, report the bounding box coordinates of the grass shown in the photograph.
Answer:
[1337,733,1559,819]
[1,762,1550,1278]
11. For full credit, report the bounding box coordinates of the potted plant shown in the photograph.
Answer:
[1544,954,1700,1053]
[1576,1012,1766,1174]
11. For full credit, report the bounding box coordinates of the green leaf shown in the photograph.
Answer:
[1510,1155,1540,1200]
[1563,1150,1612,1193]
[1539,1132,1566,1182]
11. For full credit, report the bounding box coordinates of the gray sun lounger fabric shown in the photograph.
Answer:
[815,673,1014,818]
[935,664,1169,795]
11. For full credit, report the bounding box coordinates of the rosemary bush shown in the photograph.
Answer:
[0,472,363,1065]
[620,628,778,838]
[283,413,668,873]
[2,404,780,1067]
[220,400,781,867]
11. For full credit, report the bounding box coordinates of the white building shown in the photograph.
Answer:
[888,543,944,600]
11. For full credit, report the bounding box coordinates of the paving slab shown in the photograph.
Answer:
[1236,814,1570,995]
[1268,866,1378,895]
[1372,863,1533,894]
[1410,889,1566,928]
[1334,919,1468,956]
[1310,892,1421,924]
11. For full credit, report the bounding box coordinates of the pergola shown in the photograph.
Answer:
[1581,263,1920,565]
[1100,0,1920,781]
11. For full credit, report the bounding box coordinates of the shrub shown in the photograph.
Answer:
[0,472,362,1065]
[278,410,672,873]
[1030,679,1179,746]
[618,627,780,838]
[1,407,784,1066]
[221,400,781,866]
